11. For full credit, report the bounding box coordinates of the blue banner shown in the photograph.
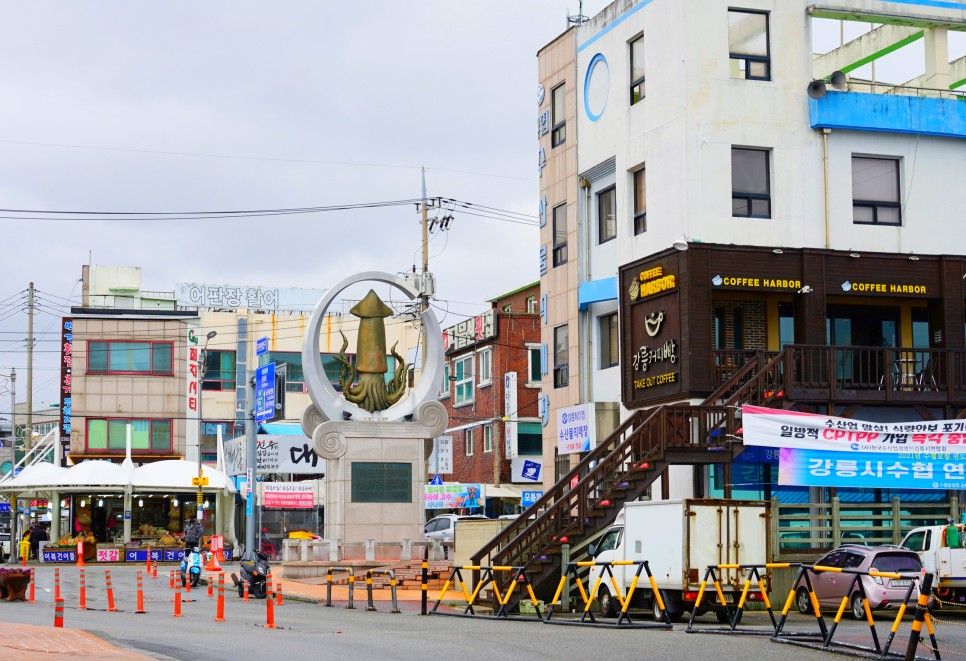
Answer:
[779,448,966,489]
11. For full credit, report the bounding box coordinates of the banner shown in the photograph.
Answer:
[557,403,595,455]
[223,435,325,476]
[423,484,481,510]
[742,405,966,454]
[778,448,966,490]
[262,482,315,509]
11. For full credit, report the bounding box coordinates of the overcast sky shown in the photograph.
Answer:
[0,1,960,408]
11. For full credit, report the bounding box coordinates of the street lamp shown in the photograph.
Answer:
[197,331,217,519]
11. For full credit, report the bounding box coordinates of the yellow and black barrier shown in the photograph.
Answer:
[771,563,939,660]
[686,563,800,636]
[428,564,543,620]
[543,559,673,629]
[364,569,400,614]
[324,566,356,609]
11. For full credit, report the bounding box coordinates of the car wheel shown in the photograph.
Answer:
[851,593,867,621]
[597,586,617,618]
[651,592,682,622]
[796,588,813,615]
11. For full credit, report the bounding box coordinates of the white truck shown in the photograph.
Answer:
[588,499,770,622]
[900,523,966,606]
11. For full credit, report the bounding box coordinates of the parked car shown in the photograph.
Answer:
[423,514,488,543]
[795,544,923,620]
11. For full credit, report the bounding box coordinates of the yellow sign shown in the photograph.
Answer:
[712,275,801,290]
[631,266,676,300]
[191,476,209,487]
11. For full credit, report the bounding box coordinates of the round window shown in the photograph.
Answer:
[584,53,610,121]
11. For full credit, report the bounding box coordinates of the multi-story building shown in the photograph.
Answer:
[435,283,543,516]
[515,0,966,577]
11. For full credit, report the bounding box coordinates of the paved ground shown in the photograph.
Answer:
[0,561,962,660]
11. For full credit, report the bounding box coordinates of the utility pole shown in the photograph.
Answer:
[26,283,33,449]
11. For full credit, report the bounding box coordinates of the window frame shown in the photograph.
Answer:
[629,34,645,104]
[731,147,771,219]
[453,354,475,406]
[553,324,569,389]
[483,424,494,453]
[477,347,492,387]
[465,427,475,456]
[597,185,617,244]
[552,203,568,267]
[728,8,771,81]
[526,296,537,314]
[440,362,451,398]
[851,156,901,226]
[87,340,174,376]
[633,168,646,235]
[599,313,619,369]
[85,417,173,453]
[551,83,566,147]
[527,344,542,386]
[202,349,236,391]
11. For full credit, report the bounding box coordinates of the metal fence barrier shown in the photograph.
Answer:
[686,563,801,636]
[365,569,400,614]
[543,560,673,629]
[428,565,542,620]
[324,566,356,609]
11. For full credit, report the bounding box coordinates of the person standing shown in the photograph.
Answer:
[946,518,962,548]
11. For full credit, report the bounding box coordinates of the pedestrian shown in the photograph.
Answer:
[946,518,962,548]
[29,523,48,559]
[183,515,203,549]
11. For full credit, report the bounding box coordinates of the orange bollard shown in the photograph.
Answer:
[243,579,249,601]
[54,598,64,628]
[21,549,26,568]
[54,567,61,601]
[276,582,283,606]
[152,562,158,580]
[146,546,152,575]
[208,576,214,598]
[169,569,175,590]
[78,568,86,610]
[265,573,276,629]
[105,569,117,612]
[215,573,225,622]
[135,570,146,614]
[173,582,182,618]
[28,568,35,603]
[76,540,85,567]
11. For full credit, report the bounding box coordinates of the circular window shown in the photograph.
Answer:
[584,53,609,121]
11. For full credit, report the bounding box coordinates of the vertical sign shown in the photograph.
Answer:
[185,325,201,461]
[245,467,254,516]
[429,436,453,474]
[59,318,73,464]
[254,363,276,422]
[255,337,268,356]
[504,372,517,459]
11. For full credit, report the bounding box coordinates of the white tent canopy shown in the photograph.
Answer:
[0,460,235,494]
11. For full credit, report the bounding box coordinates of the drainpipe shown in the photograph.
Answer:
[822,129,831,249]
[579,177,593,405]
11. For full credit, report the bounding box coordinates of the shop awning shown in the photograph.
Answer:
[0,459,235,494]
[482,484,525,500]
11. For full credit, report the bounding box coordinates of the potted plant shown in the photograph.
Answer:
[0,567,31,601]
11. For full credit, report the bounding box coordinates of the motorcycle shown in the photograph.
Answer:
[180,544,203,588]
[231,549,270,598]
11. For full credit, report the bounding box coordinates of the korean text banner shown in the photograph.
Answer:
[423,484,482,510]
[778,448,966,490]
[742,404,966,454]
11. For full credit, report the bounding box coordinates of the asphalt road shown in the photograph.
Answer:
[3,565,963,661]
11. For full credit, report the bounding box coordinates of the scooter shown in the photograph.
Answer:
[180,545,203,588]
[231,549,270,598]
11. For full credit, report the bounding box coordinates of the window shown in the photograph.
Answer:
[87,341,173,375]
[633,168,646,235]
[526,296,537,314]
[597,186,616,243]
[732,147,771,218]
[527,344,542,385]
[600,313,619,369]
[86,418,172,452]
[551,83,566,147]
[728,9,770,80]
[454,354,475,405]
[552,203,568,266]
[478,348,492,386]
[553,324,569,388]
[202,350,236,391]
[465,428,475,456]
[483,424,493,453]
[629,35,645,104]
[852,156,901,225]
[440,362,451,397]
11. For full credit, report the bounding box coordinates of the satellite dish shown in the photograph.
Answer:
[829,70,848,91]
[807,80,827,99]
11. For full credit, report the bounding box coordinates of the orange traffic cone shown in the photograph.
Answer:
[75,540,86,567]
[205,548,221,572]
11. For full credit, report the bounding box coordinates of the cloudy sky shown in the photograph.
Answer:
[0,1,960,407]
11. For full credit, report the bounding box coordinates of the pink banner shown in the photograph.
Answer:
[262,483,314,509]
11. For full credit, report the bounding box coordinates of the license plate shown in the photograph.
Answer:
[722,593,734,604]
[891,580,912,587]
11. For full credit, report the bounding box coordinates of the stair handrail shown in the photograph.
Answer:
[721,349,786,409]
[471,406,656,567]
[701,351,767,405]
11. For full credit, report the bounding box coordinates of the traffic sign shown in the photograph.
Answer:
[255,363,276,422]
[191,476,210,487]
[429,474,443,486]
[256,337,268,356]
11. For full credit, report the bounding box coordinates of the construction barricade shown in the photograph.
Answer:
[429,565,543,620]
[771,564,940,660]
[686,563,802,636]
[324,566,356,609]
[543,559,673,629]
[365,569,400,613]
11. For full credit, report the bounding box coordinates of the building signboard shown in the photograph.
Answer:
[262,482,315,509]
[223,434,325,476]
[176,283,326,313]
[511,456,544,483]
[779,448,965,490]
[428,435,453,474]
[185,324,201,461]
[443,309,497,354]
[59,317,73,463]
[556,403,595,455]
[504,372,517,459]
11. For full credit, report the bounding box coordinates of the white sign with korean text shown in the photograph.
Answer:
[557,403,595,455]
[504,372,517,459]
[223,435,326,476]
[185,324,201,462]
[429,436,453,474]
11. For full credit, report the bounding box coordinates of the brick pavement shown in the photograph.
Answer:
[0,622,157,660]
